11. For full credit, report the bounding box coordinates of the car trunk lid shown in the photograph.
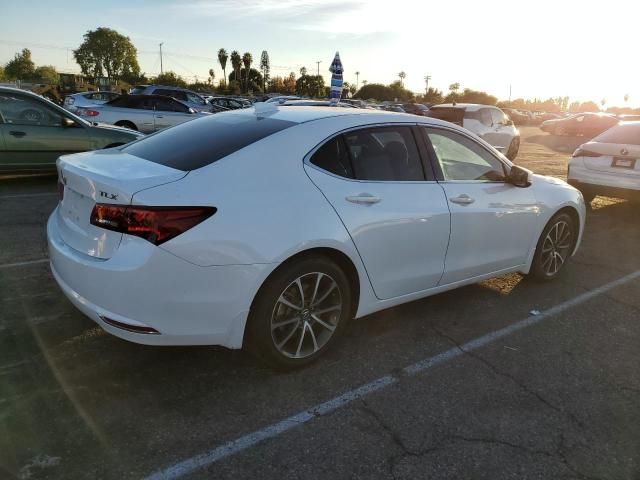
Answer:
[56,149,187,259]
[580,142,640,177]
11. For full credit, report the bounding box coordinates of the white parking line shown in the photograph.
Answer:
[0,258,49,270]
[144,269,640,480]
[0,192,57,199]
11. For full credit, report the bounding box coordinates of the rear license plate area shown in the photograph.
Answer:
[611,157,636,169]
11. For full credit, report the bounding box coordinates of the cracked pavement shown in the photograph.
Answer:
[2,130,640,479]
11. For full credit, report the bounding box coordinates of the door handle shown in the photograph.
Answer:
[449,194,475,205]
[9,131,26,138]
[346,193,381,205]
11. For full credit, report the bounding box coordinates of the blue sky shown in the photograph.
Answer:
[1,0,637,105]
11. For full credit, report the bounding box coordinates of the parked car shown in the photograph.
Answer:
[382,105,405,112]
[63,91,120,113]
[130,85,214,112]
[568,121,640,204]
[617,114,640,122]
[399,103,430,116]
[281,100,356,108]
[48,105,584,369]
[502,108,529,126]
[540,113,619,138]
[75,94,210,133]
[428,104,520,160]
[538,112,563,122]
[207,96,250,110]
[0,87,142,173]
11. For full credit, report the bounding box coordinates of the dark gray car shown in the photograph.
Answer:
[131,85,214,112]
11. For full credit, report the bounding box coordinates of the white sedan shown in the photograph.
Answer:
[48,105,585,369]
[568,121,640,204]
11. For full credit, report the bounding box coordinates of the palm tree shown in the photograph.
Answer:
[362,80,367,86]
[355,71,360,90]
[208,68,215,86]
[217,49,228,86]
[230,50,242,84]
[242,52,253,93]
[300,66,308,76]
[398,71,406,86]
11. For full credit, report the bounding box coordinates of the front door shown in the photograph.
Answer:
[305,125,451,300]
[152,97,192,131]
[0,91,91,171]
[422,127,539,285]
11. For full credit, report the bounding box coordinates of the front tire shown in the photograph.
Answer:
[529,212,576,281]
[246,256,352,370]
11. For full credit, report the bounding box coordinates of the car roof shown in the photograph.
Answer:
[431,103,497,111]
[0,86,42,97]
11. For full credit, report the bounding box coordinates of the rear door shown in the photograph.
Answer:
[304,125,451,300]
[152,97,192,130]
[422,126,539,284]
[0,91,91,171]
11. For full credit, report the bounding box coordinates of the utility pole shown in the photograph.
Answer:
[424,75,431,94]
[509,84,512,103]
[316,60,321,76]
[159,42,164,74]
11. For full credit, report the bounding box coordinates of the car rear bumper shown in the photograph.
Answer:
[568,161,640,198]
[47,208,271,348]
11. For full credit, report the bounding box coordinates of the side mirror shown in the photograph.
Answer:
[509,165,532,187]
[61,117,76,128]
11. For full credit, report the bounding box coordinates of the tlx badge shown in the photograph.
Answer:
[100,191,118,201]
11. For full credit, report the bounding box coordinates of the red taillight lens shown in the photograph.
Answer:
[90,204,216,245]
[78,108,100,117]
[572,148,602,158]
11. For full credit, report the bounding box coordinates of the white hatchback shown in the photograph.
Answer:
[568,121,640,204]
[48,105,585,368]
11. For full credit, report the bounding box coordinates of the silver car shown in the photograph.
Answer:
[75,94,209,133]
[63,91,120,113]
[130,85,213,112]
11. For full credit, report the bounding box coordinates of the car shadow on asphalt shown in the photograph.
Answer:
[523,134,585,154]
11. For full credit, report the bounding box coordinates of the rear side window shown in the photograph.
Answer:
[343,126,424,181]
[123,114,296,171]
[310,136,353,178]
[594,123,640,145]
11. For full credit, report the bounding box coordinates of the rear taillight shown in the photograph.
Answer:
[90,204,216,245]
[78,108,99,117]
[572,148,602,158]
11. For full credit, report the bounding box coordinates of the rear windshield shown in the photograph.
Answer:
[122,113,296,171]
[594,123,640,145]
[130,86,146,94]
[428,107,465,125]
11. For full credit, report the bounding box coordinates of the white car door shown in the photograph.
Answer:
[304,125,451,300]
[422,127,539,285]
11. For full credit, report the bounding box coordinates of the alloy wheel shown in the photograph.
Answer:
[540,220,572,277]
[270,272,342,359]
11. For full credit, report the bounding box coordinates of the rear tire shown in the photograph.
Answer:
[246,256,352,370]
[114,121,137,131]
[528,212,576,281]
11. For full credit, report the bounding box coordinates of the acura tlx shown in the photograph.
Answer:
[48,103,585,369]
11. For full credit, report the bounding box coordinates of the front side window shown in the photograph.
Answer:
[479,109,493,127]
[0,93,64,127]
[343,126,424,181]
[186,92,206,105]
[425,128,506,182]
[490,108,509,126]
[154,97,188,113]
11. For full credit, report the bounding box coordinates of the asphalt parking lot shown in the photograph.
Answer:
[1,126,639,480]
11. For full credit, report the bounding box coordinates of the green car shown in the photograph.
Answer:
[0,87,143,173]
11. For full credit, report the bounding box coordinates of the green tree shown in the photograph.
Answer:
[228,68,263,93]
[242,52,253,93]
[217,48,228,86]
[283,72,296,94]
[260,50,270,93]
[353,83,395,101]
[422,87,444,104]
[73,27,140,81]
[230,51,242,87]
[349,84,357,97]
[154,71,187,88]
[33,65,59,84]
[300,66,307,76]
[4,48,35,80]
[296,74,324,97]
[458,88,497,105]
[208,68,215,86]
[269,75,285,93]
[0,66,4,81]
